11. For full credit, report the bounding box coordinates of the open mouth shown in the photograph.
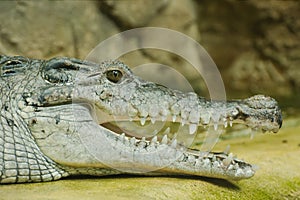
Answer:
[95,101,281,145]
[101,115,229,148]
[93,111,259,179]
[80,92,282,180]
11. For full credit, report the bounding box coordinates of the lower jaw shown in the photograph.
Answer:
[96,124,256,180]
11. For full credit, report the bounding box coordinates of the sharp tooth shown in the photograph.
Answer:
[223,145,231,154]
[189,123,197,134]
[203,158,211,167]
[172,115,177,122]
[138,137,147,148]
[214,123,218,131]
[163,127,170,135]
[140,117,146,126]
[250,129,256,139]
[171,139,177,148]
[141,137,146,142]
[150,117,156,124]
[162,135,168,144]
[212,155,217,162]
[151,136,157,144]
[120,133,126,140]
[227,165,234,170]
[224,120,228,128]
[130,137,136,145]
[222,153,233,167]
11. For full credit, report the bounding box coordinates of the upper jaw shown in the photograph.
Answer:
[97,90,282,137]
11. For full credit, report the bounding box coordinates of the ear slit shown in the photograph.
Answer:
[42,58,81,84]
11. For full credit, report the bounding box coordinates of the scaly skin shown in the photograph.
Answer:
[0,55,282,183]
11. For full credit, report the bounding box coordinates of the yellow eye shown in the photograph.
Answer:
[106,69,123,83]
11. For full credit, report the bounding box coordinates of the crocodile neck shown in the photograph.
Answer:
[0,67,67,183]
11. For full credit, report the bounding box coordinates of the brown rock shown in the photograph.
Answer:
[0,1,119,59]
[196,0,300,97]
[100,0,170,28]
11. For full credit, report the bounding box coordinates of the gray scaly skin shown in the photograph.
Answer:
[0,55,282,184]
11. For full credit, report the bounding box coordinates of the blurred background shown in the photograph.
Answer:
[0,0,299,110]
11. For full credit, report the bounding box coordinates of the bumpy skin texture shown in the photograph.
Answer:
[0,55,282,183]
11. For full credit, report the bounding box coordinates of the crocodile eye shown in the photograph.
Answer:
[106,70,123,83]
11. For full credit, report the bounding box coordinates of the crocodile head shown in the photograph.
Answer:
[16,57,282,181]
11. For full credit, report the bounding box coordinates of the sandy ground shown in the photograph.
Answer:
[0,117,299,200]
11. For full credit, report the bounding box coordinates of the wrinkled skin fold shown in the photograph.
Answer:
[0,55,282,183]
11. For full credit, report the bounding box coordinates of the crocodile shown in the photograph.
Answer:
[0,55,282,184]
